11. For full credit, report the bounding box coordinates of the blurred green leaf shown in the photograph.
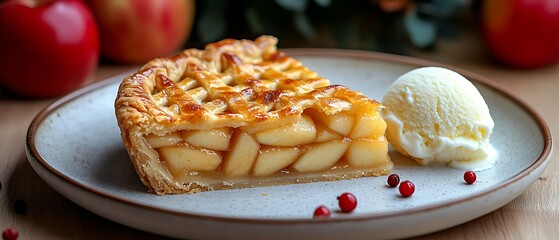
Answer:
[294,12,316,40]
[418,0,467,19]
[433,0,468,9]
[405,10,436,48]
[314,0,331,7]
[196,0,228,43]
[246,1,292,37]
[246,4,266,34]
[438,20,459,39]
[275,0,309,12]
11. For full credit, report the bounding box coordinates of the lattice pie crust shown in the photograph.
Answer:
[115,36,392,194]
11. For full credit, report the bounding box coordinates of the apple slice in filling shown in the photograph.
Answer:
[146,111,389,187]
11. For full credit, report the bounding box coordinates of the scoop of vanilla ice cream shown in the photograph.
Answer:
[382,67,496,170]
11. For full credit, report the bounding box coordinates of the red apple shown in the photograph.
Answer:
[85,0,195,63]
[0,0,99,97]
[482,0,559,68]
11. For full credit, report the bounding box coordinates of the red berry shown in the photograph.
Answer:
[399,180,415,197]
[464,171,477,184]
[2,228,19,240]
[337,192,357,213]
[313,205,331,218]
[387,173,400,187]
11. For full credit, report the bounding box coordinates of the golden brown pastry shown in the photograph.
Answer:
[115,36,392,194]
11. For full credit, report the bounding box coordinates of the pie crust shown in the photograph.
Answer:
[115,36,392,194]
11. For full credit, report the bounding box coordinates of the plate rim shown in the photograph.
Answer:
[26,48,553,224]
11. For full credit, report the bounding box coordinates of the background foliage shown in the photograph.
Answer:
[188,0,472,55]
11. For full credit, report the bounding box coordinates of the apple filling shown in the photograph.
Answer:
[144,110,391,188]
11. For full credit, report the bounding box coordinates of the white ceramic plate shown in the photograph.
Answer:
[26,50,552,239]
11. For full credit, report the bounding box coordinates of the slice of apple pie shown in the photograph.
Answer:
[115,36,392,194]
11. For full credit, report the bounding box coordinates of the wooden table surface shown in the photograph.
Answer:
[1,31,558,239]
